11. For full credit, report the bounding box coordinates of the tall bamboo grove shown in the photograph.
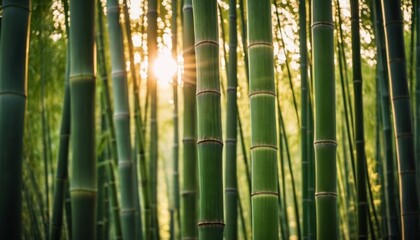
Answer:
[247,0,279,239]
[312,0,339,239]
[381,0,420,238]
[181,0,198,239]
[69,0,97,239]
[0,0,31,238]
[192,0,224,239]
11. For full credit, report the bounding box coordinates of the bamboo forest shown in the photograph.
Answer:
[2,0,420,239]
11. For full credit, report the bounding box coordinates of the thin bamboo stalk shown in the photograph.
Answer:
[350,0,368,238]
[96,2,123,237]
[170,0,180,238]
[147,0,159,237]
[225,0,238,238]
[50,0,71,237]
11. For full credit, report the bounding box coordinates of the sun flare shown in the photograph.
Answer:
[153,50,177,85]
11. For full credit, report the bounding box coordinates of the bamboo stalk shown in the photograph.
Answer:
[192,0,224,238]
[0,0,31,238]
[381,0,420,238]
[247,0,279,239]
[69,0,97,238]
[312,0,338,238]
[225,0,238,238]
[181,0,198,239]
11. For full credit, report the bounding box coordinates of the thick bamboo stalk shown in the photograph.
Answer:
[192,0,224,238]
[69,0,97,238]
[247,0,279,239]
[106,0,137,238]
[380,0,420,238]
[225,0,238,239]
[0,0,31,238]
[181,0,198,239]
[312,0,338,239]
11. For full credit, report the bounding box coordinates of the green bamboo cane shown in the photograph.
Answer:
[50,46,71,240]
[415,0,420,194]
[336,0,355,138]
[181,0,198,238]
[238,195,249,240]
[0,0,31,238]
[65,181,72,239]
[350,0,368,238]
[171,0,180,238]
[299,0,309,238]
[277,97,301,239]
[103,182,110,240]
[225,0,238,238]
[193,0,224,238]
[97,95,108,240]
[238,114,251,191]
[335,0,357,185]
[50,0,71,237]
[96,1,123,237]
[278,123,290,240]
[247,0,279,239]
[40,4,50,236]
[147,0,159,237]
[380,0,420,238]
[238,0,249,87]
[120,2,150,239]
[23,180,42,240]
[120,3,144,238]
[307,81,316,240]
[106,0,138,238]
[69,0,97,238]
[312,0,338,239]
[273,0,300,126]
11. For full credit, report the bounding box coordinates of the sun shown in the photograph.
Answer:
[153,50,177,85]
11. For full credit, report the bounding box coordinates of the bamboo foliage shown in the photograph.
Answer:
[380,0,420,238]
[106,0,137,238]
[247,0,279,239]
[312,0,338,239]
[69,0,97,239]
[181,0,198,238]
[0,0,31,238]
[192,0,224,239]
